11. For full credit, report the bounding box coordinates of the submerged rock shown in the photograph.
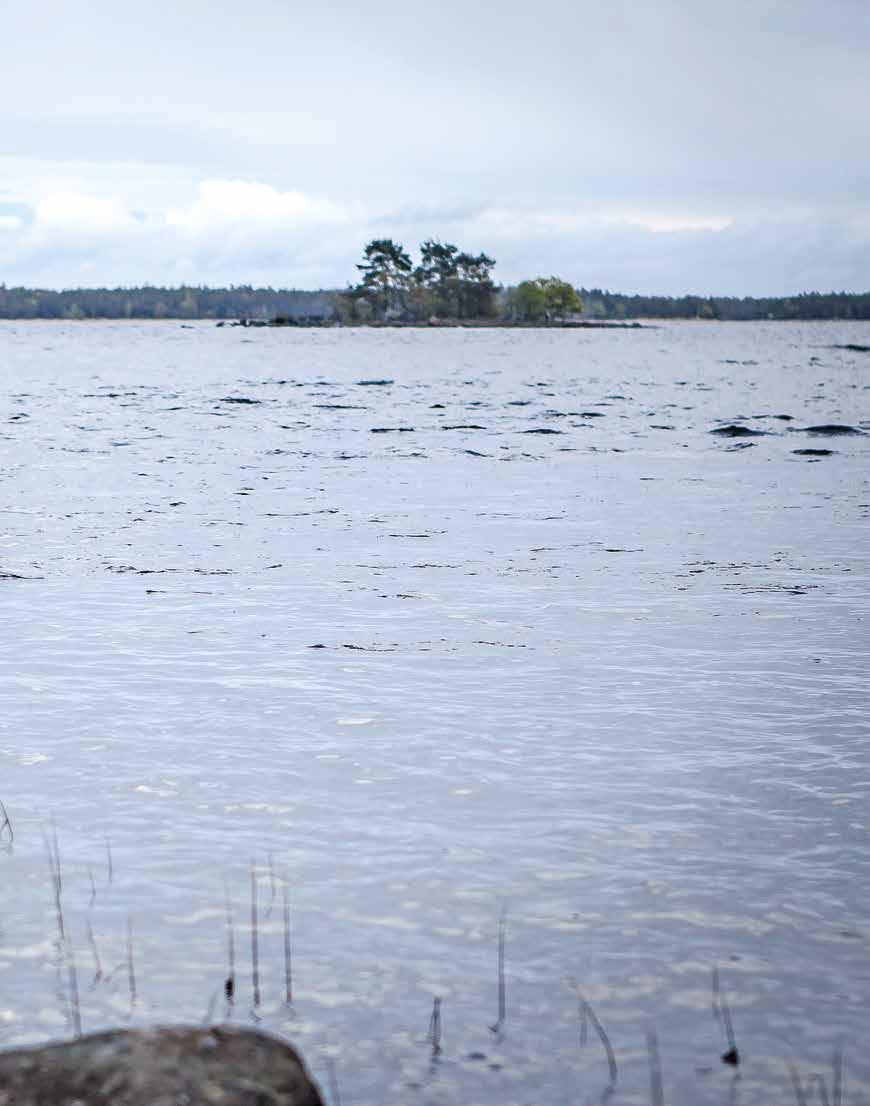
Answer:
[0,1026,324,1106]
[799,423,864,436]
[709,425,766,437]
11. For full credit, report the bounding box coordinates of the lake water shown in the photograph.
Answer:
[1,320,868,1105]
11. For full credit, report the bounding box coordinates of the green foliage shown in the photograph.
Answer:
[511,280,548,321]
[510,277,582,322]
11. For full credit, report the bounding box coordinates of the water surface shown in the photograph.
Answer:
[1,321,868,1105]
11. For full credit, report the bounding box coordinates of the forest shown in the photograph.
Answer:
[0,285,335,321]
[577,287,870,321]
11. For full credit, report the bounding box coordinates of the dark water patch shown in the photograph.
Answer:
[442,424,486,430]
[507,400,531,406]
[523,428,563,435]
[107,565,233,576]
[799,424,864,435]
[793,448,835,457]
[579,411,606,418]
[725,442,757,450]
[314,404,367,410]
[109,565,174,575]
[650,424,675,430]
[370,427,415,433]
[356,379,393,386]
[726,582,817,595]
[263,509,338,518]
[831,343,870,353]
[463,449,489,457]
[82,391,139,398]
[8,413,29,420]
[219,396,262,405]
[754,414,793,421]
[710,425,767,437]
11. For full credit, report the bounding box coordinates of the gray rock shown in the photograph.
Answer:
[0,1025,325,1106]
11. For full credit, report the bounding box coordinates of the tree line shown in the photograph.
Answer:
[0,285,335,321]
[579,288,870,321]
[1,252,868,321]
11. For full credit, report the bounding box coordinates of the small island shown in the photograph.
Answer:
[334,238,586,325]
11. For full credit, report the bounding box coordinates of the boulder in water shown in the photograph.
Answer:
[709,425,766,437]
[799,424,864,436]
[0,1025,324,1106]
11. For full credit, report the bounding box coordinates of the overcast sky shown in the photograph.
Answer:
[1,0,868,293]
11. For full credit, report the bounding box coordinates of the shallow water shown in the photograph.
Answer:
[1,320,869,1105]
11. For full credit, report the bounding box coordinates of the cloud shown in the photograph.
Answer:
[0,1,867,296]
[166,180,350,233]
[34,192,142,235]
[0,169,867,295]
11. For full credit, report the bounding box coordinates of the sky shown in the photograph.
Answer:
[0,0,868,294]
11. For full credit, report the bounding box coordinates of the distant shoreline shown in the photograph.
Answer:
[223,317,647,330]
[2,315,868,326]
[1,286,868,323]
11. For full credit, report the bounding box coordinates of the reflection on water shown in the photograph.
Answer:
[1,320,868,1104]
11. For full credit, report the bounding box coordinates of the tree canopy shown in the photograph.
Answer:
[509,277,582,322]
[342,239,498,322]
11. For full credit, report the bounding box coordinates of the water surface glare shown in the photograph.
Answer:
[1,320,869,1105]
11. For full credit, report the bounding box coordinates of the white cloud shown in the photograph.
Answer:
[166,180,350,233]
[33,191,142,235]
[0,167,866,295]
[472,208,734,240]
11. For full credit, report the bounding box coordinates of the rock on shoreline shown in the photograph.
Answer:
[0,1026,325,1106]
